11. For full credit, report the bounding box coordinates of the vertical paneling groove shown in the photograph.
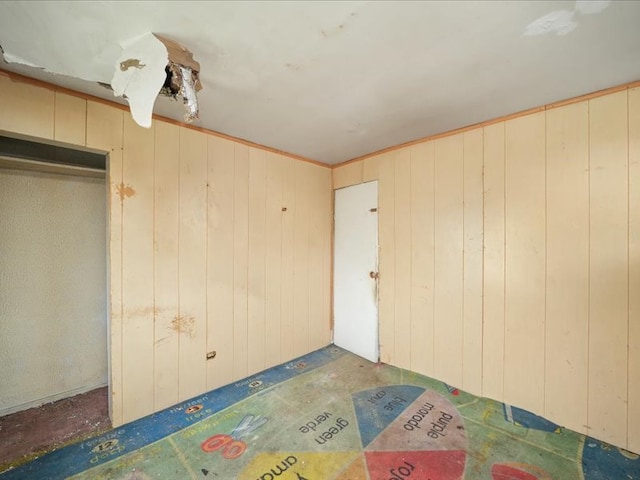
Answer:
[233,144,250,379]
[588,91,629,446]
[86,101,124,425]
[308,165,330,351]
[378,153,396,363]
[206,136,236,389]
[394,150,412,369]
[177,128,208,400]
[247,148,267,375]
[121,117,155,423]
[462,129,484,396]
[409,142,435,377]
[153,121,180,410]
[504,112,546,415]
[322,169,333,347]
[482,123,505,400]
[544,102,589,433]
[265,153,283,366]
[280,157,296,362]
[433,134,464,386]
[293,162,311,357]
[629,87,640,453]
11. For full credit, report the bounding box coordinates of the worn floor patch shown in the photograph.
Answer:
[2,346,638,479]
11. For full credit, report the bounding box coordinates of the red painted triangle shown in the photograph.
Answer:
[365,450,466,480]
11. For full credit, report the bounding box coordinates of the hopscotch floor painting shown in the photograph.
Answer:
[2,346,639,480]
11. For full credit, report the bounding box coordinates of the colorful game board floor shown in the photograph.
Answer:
[2,346,639,479]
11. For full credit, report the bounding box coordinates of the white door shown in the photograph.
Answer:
[333,181,379,362]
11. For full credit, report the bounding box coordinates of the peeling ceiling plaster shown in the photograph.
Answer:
[111,33,168,128]
[524,0,611,36]
[0,0,639,164]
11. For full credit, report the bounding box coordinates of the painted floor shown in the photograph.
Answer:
[2,346,639,479]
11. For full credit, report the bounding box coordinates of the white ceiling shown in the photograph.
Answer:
[1,1,639,165]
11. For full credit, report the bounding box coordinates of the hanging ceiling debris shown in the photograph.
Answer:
[155,34,202,123]
[111,33,202,128]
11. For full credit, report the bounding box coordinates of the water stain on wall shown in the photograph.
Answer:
[115,182,136,201]
[171,314,195,338]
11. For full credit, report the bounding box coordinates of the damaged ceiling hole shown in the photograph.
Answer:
[155,34,202,123]
[110,33,202,127]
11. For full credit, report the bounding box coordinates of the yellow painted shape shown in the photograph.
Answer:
[240,451,359,480]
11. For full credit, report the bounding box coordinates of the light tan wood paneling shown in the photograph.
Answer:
[293,162,311,357]
[629,87,640,453]
[504,111,546,415]
[54,92,86,146]
[319,172,333,345]
[233,143,250,379]
[462,129,484,396]
[86,101,124,425]
[280,156,296,362]
[308,164,332,351]
[588,91,629,447]
[248,148,268,375]
[265,152,283,365]
[394,149,412,370]
[433,134,464,387]
[363,155,380,182]
[329,89,639,450]
[333,161,364,189]
[544,101,589,433]
[153,121,180,410]
[378,153,396,363]
[8,74,640,448]
[0,74,54,139]
[121,116,155,423]
[321,168,333,347]
[206,136,236,390]
[409,142,435,377]
[482,122,505,401]
[177,128,208,400]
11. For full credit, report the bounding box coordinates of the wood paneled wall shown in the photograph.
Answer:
[0,73,333,426]
[333,87,640,452]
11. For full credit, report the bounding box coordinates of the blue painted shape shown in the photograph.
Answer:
[502,403,561,433]
[0,345,346,480]
[352,385,425,447]
[582,437,640,480]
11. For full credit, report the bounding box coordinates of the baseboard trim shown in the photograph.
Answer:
[0,381,108,417]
